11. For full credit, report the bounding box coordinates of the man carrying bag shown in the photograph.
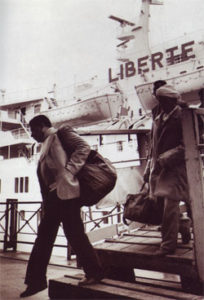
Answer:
[123,84,191,255]
[20,115,116,298]
[142,84,191,256]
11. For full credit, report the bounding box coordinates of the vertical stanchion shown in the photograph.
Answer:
[9,199,18,251]
[181,108,204,293]
[3,201,9,252]
[3,199,18,252]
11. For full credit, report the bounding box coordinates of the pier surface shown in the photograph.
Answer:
[0,251,79,300]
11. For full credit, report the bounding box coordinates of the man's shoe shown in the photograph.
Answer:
[153,248,175,256]
[78,276,103,286]
[179,219,191,244]
[20,283,47,298]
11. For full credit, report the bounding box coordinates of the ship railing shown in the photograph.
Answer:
[18,110,32,137]
[79,128,149,169]
[10,128,32,141]
[0,199,128,260]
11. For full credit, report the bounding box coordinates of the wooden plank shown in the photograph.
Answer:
[175,247,195,256]
[117,234,161,241]
[124,231,161,238]
[182,249,195,259]
[96,240,193,263]
[141,230,162,237]
[121,244,159,254]
[126,244,193,261]
[102,242,131,251]
[105,278,203,300]
[135,269,180,284]
[137,228,161,233]
[105,236,160,245]
[49,276,171,300]
[95,247,197,278]
[105,237,193,251]
[49,275,204,300]
[118,235,158,243]
[94,242,119,250]
[136,276,182,291]
[95,241,134,251]
[125,231,193,243]
[170,248,192,257]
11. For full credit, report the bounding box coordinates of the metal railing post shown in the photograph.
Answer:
[3,201,9,252]
[9,199,18,251]
[3,199,18,252]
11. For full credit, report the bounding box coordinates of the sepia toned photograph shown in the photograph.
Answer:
[0,0,204,299]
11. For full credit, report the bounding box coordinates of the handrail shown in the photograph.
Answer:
[78,129,149,135]
[11,128,31,140]
[0,200,125,252]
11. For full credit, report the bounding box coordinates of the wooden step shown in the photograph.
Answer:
[93,227,204,294]
[49,274,204,299]
[94,228,196,279]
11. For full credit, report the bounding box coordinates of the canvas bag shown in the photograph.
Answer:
[77,150,117,206]
[57,131,117,206]
[123,183,164,225]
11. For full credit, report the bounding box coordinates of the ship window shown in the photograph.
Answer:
[21,107,26,115]
[117,141,123,152]
[15,178,19,193]
[14,177,29,193]
[20,177,24,193]
[34,104,41,114]
[25,177,29,193]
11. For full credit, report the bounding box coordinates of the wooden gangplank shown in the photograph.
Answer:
[48,226,204,298]
[92,108,204,295]
[49,273,204,299]
[95,227,194,277]
[94,226,204,294]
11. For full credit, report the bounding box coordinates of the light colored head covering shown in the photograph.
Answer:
[156,84,181,100]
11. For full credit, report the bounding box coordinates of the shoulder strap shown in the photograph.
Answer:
[140,182,146,192]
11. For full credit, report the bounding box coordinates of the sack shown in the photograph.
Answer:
[57,129,117,206]
[77,150,117,206]
[123,183,163,225]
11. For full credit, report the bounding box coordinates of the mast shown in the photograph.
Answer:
[132,0,151,55]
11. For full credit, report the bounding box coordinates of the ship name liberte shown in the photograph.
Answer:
[108,40,195,82]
